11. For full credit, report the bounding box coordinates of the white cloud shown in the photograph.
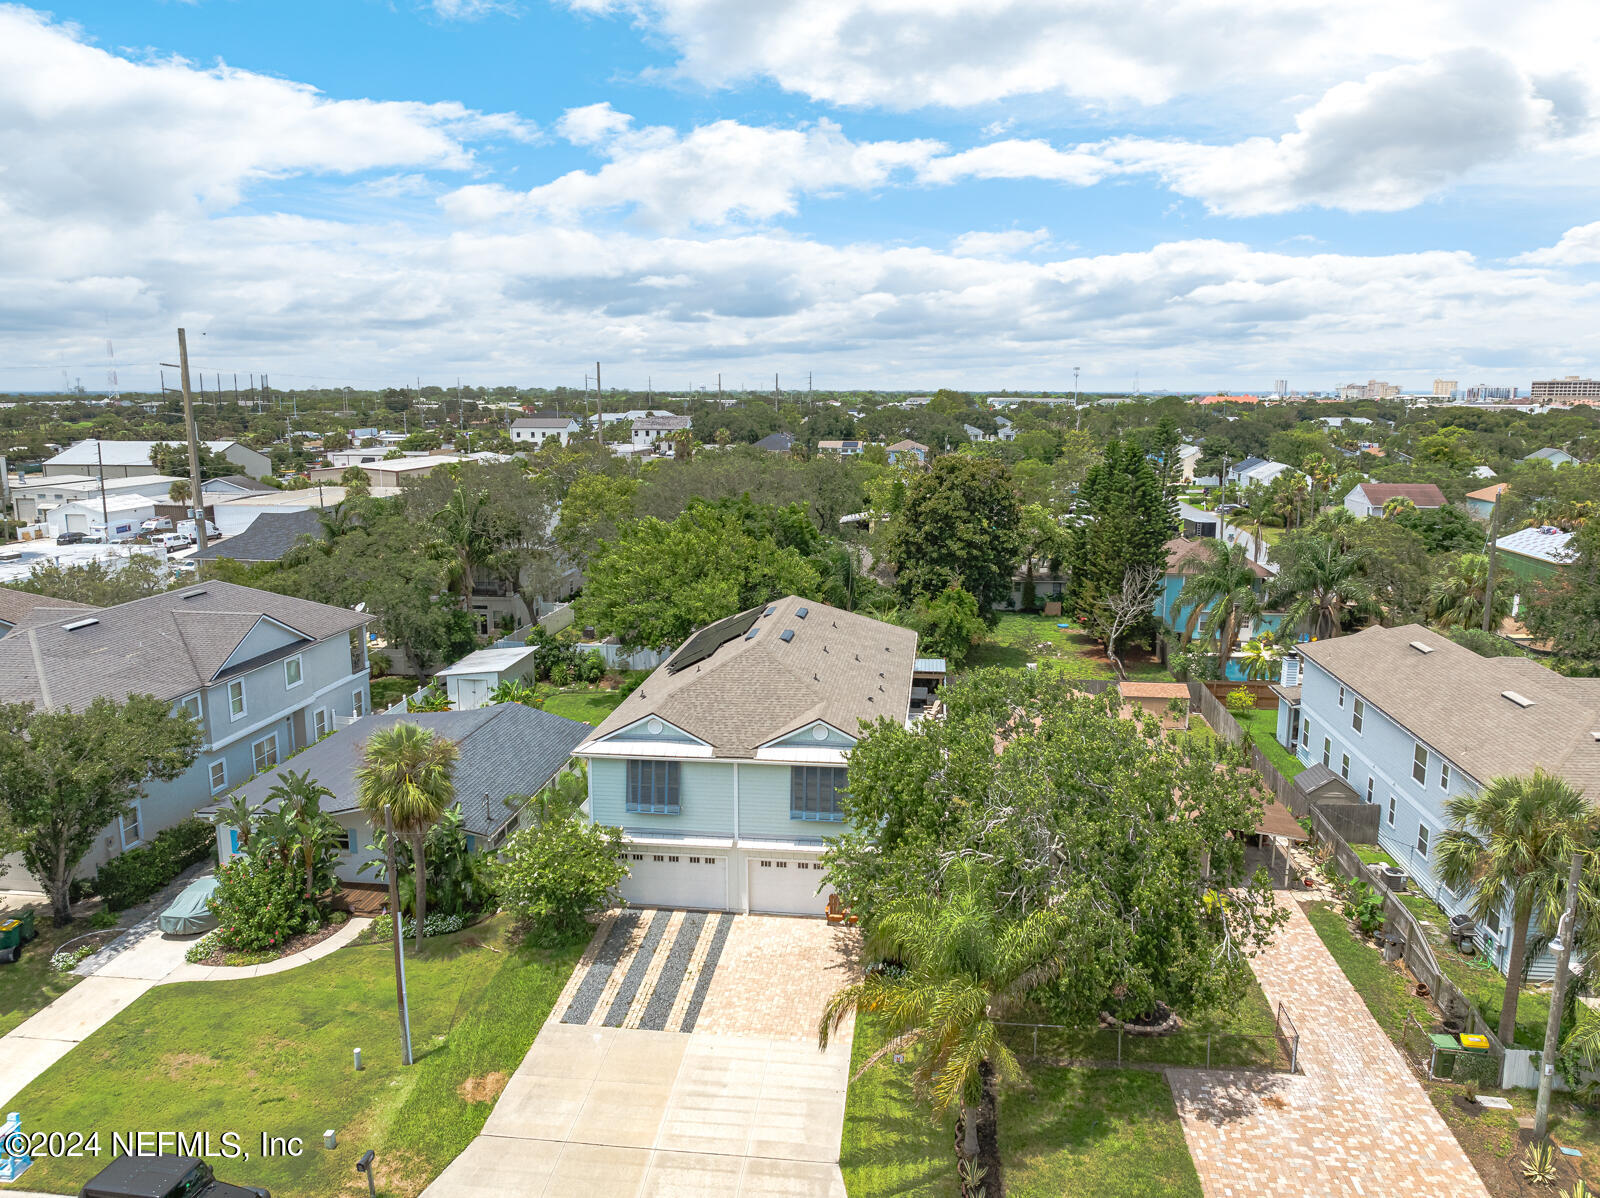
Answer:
[0,5,534,223]
[1099,51,1560,216]
[430,0,517,18]
[950,229,1052,258]
[560,0,1600,117]
[1514,221,1600,266]
[918,139,1108,187]
[443,104,944,228]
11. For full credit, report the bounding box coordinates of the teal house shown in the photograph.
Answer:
[1157,537,1285,681]
[575,597,920,916]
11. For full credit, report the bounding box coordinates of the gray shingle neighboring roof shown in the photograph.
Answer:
[0,586,96,632]
[222,704,591,835]
[1299,623,1600,796]
[633,415,691,432]
[188,510,326,563]
[0,580,367,709]
[581,596,918,758]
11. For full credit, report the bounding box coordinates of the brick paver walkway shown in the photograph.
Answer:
[696,915,861,1041]
[1168,898,1490,1198]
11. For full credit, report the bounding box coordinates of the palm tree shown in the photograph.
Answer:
[1175,540,1264,667]
[1269,535,1375,639]
[432,485,502,610]
[355,723,459,952]
[819,863,1070,1197]
[1383,495,1417,520]
[1428,552,1512,631]
[488,678,541,707]
[265,771,342,898]
[168,479,191,505]
[211,794,257,853]
[1436,771,1592,1045]
[1237,633,1284,682]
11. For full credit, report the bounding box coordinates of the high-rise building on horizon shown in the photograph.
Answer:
[1531,376,1600,403]
[1433,378,1458,396]
[1337,379,1400,400]
[1272,379,1288,397]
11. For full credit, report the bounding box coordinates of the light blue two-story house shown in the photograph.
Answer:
[1274,623,1600,979]
[0,580,371,879]
[574,596,919,915]
[1158,537,1285,681]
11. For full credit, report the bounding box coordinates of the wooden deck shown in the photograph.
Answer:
[332,882,389,917]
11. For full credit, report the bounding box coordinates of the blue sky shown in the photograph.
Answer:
[3,0,1600,392]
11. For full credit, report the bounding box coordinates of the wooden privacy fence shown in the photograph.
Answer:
[1309,805,1509,1084]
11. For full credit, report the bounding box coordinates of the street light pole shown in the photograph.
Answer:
[1535,847,1586,1139]
[382,805,414,1066]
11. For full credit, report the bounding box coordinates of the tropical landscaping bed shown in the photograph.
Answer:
[184,910,351,968]
[5,916,582,1198]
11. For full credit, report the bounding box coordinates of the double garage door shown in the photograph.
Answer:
[618,851,833,916]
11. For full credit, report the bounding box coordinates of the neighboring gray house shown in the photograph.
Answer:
[511,416,581,449]
[43,439,270,480]
[210,704,591,881]
[630,414,692,450]
[187,509,325,564]
[1275,624,1600,978]
[574,596,919,915]
[0,581,371,876]
[1342,482,1447,518]
[1225,457,1291,487]
[753,432,793,454]
[1520,447,1578,467]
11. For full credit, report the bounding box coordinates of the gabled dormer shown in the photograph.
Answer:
[585,714,714,757]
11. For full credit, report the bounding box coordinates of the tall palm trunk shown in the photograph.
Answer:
[410,831,428,951]
[1502,897,1534,1045]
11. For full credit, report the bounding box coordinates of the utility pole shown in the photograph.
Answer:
[233,373,239,407]
[175,329,208,550]
[1482,491,1502,633]
[1074,365,1082,431]
[717,373,722,398]
[96,440,109,534]
[595,361,604,448]
[1535,847,1586,1139]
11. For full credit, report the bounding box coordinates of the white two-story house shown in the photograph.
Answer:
[510,415,581,448]
[0,581,371,877]
[1275,624,1600,978]
[573,596,919,916]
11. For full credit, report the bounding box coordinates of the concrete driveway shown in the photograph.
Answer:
[425,914,860,1198]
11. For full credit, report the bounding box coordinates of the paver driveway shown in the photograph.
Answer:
[1169,898,1490,1198]
[424,913,861,1198]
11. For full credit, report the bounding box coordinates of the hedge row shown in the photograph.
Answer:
[95,817,217,910]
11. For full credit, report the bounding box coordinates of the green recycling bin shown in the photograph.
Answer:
[16,909,35,943]
[0,920,20,965]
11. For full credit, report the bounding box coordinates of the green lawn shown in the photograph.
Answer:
[0,906,97,1037]
[964,614,1170,681]
[6,916,581,1197]
[1353,846,1398,867]
[1303,901,1434,1039]
[368,675,415,712]
[1233,708,1305,778]
[1001,980,1288,1071]
[541,687,627,725]
[842,1020,1203,1198]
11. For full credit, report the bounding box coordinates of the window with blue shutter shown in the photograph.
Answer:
[790,766,848,821]
[626,761,680,814]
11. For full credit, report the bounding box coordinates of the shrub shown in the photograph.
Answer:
[51,943,98,973]
[209,855,321,953]
[184,930,223,963]
[95,818,217,911]
[1224,687,1257,713]
[368,910,465,940]
[579,649,607,684]
[1341,881,1385,937]
[494,816,626,946]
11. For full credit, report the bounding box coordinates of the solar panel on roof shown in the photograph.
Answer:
[665,606,762,673]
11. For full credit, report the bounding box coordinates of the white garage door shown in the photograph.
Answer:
[748,856,832,917]
[619,850,726,910]
[66,513,88,532]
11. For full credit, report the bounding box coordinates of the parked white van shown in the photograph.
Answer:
[178,519,220,541]
[140,516,174,532]
[152,532,194,550]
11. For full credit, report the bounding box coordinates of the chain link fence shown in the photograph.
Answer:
[1398,1012,1501,1086]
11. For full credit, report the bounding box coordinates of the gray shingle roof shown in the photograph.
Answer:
[1299,623,1600,796]
[0,586,96,633]
[220,704,591,835]
[581,596,918,757]
[188,510,326,563]
[0,580,367,710]
[753,432,793,453]
[1293,763,1359,803]
[202,475,275,494]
